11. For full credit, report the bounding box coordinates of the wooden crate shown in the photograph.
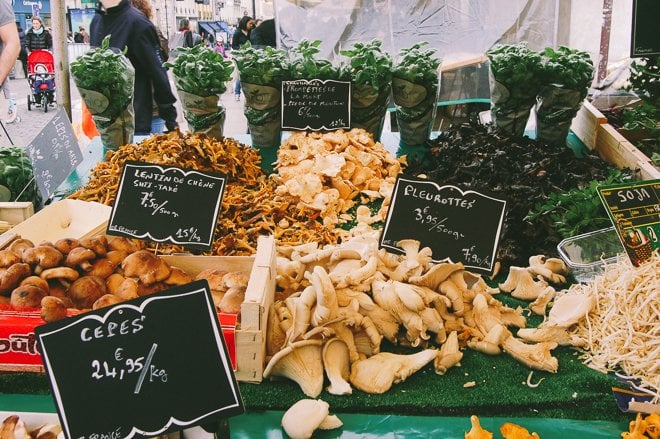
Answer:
[570,101,607,151]
[161,235,276,383]
[0,202,34,226]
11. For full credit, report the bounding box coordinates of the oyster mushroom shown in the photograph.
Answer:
[546,291,595,328]
[528,255,567,285]
[434,330,463,375]
[517,326,586,347]
[349,349,438,394]
[280,399,342,439]
[322,337,352,395]
[409,261,464,290]
[308,266,338,326]
[121,250,171,285]
[500,327,559,373]
[499,266,549,300]
[528,287,556,316]
[263,339,324,398]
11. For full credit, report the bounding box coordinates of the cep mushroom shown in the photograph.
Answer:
[22,246,64,274]
[68,275,108,309]
[10,285,47,308]
[40,296,68,322]
[53,238,80,255]
[7,238,34,257]
[40,266,79,289]
[0,263,31,294]
[79,235,108,257]
[121,250,171,285]
[0,249,20,268]
[65,247,97,271]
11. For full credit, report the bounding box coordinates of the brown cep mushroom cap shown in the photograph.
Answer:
[53,238,80,255]
[22,246,64,272]
[20,275,50,294]
[40,266,80,289]
[65,247,97,271]
[121,250,171,285]
[68,275,107,309]
[164,266,193,286]
[0,262,31,294]
[10,284,47,307]
[7,238,34,257]
[86,258,117,279]
[0,249,21,268]
[80,236,108,257]
[108,236,143,253]
[40,296,68,322]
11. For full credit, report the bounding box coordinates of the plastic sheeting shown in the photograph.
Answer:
[274,0,558,64]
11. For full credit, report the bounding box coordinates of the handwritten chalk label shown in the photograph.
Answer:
[26,107,83,201]
[281,78,351,131]
[108,161,226,250]
[35,281,243,439]
[598,179,660,266]
[631,0,660,57]
[379,175,506,274]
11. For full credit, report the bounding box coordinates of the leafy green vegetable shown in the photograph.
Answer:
[0,146,40,205]
[538,46,594,97]
[340,40,392,90]
[624,56,659,104]
[164,44,234,95]
[392,42,440,85]
[487,42,541,102]
[233,42,289,85]
[70,35,134,122]
[525,168,633,239]
[289,39,350,80]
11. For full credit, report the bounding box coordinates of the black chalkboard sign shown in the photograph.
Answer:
[35,280,243,439]
[597,179,660,266]
[631,0,660,57]
[281,79,351,131]
[107,161,227,250]
[379,176,506,274]
[26,108,83,201]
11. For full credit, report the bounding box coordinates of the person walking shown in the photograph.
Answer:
[0,0,19,124]
[16,23,27,78]
[231,15,254,101]
[25,16,52,52]
[90,0,178,140]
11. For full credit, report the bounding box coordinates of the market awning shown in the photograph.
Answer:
[198,21,230,39]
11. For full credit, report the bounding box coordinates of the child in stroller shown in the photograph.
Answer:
[27,49,56,112]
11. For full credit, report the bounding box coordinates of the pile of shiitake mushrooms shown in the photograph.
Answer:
[0,235,249,322]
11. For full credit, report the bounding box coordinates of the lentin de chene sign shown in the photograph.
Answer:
[379,176,507,275]
[35,281,244,439]
[281,78,351,131]
[107,161,226,251]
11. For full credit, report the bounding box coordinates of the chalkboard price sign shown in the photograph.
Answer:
[379,176,506,274]
[281,79,351,131]
[108,161,226,250]
[631,0,660,57]
[597,179,660,266]
[35,281,244,439]
[26,107,83,201]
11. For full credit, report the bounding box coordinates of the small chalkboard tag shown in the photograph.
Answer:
[107,161,227,251]
[35,280,244,439]
[26,107,83,201]
[281,78,351,131]
[631,0,660,57]
[379,175,506,274]
[597,179,659,266]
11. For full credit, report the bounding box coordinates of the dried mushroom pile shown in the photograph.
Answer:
[265,214,576,397]
[0,236,250,319]
[404,123,632,267]
[68,131,347,255]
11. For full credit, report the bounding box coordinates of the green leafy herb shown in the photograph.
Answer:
[525,168,633,239]
[487,42,541,102]
[392,42,440,85]
[624,56,659,104]
[0,146,40,205]
[538,46,594,97]
[340,39,392,90]
[164,44,234,95]
[233,42,289,85]
[289,39,350,80]
[70,35,134,120]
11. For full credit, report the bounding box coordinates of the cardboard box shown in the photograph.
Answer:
[161,235,276,383]
[0,199,111,245]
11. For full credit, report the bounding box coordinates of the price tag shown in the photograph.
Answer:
[107,161,227,250]
[631,0,660,57]
[281,79,351,131]
[379,175,506,275]
[35,281,243,439]
[26,108,83,201]
[598,179,660,266]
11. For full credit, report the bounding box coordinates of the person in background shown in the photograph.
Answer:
[25,16,52,52]
[249,18,276,49]
[0,0,19,122]
[231,15,254,101]
[178,18,194,48]
[78,26,90,44]
[130,0,169,134]
[16,23,27,78]
[90,0,178,139]
[214,37,227,58]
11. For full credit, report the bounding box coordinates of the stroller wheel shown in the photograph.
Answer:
[27,94,31,111]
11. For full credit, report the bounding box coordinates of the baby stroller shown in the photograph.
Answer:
[27,50,56,113]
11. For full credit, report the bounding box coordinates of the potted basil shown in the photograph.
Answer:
[164,44,234,140]
[70,35,135,152]
[289,39,350,81]
[233,43,289,172]
[392,42,441,148]
[535,46,595,147]
[486,43,541,137]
